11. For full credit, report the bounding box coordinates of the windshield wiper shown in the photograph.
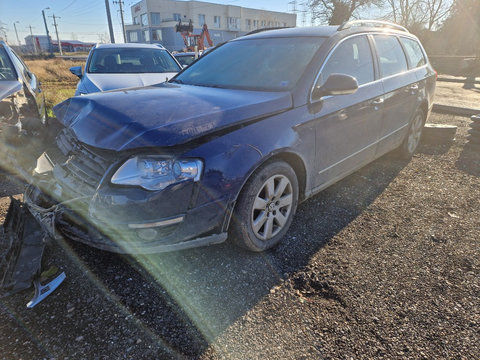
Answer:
[170,79,184,84]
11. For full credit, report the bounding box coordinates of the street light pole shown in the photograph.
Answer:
[42,8,53,55]
[13,21,20,46]
[104,0,115,43]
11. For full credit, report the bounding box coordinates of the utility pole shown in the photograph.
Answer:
[27,25,37,54]
[50,14,63,55]
[42,8,53,55]
[13,22,21,45]
[113,0,126,43]
[105,0,115,43]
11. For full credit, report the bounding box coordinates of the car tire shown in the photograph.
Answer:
[397,108,425,159]
[231,160,299,252]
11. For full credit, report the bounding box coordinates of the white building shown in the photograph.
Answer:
[125,0,296,51]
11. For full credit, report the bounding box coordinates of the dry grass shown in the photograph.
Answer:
[25,58,83,116]
[25,58,84,83]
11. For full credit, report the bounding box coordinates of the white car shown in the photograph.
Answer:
[70,43,182,95]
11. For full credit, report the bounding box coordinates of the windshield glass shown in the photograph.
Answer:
[88,48,181,74]
[173,37,325,91]
[0,47,17,81]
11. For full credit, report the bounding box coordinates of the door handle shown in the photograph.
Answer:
[371,98,383,111]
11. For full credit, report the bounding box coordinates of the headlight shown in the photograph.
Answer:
[111,156,203,191]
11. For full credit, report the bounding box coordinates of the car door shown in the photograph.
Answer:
[8,49,46,125]
[371,34,419,156]
[310,34,384,190]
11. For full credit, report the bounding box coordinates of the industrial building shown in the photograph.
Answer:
[125,0,296,51]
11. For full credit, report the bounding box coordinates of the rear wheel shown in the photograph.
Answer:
[397,108,425,158]
[231,161,299,252]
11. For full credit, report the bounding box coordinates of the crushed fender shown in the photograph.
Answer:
[0,197,65,307]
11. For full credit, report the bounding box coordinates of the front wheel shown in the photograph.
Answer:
[397,108,425,159]
[231,161,299,252]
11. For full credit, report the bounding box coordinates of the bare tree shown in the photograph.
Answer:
[383,0,426,27]
[308,0,382,25]
[384,0,452,29]
[425,0,453,30]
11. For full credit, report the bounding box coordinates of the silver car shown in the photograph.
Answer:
[70,43,182,95]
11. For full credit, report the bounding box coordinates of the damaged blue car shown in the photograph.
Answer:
[18,22,435,255]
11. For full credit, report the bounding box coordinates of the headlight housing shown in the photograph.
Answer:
[111,156,203,191]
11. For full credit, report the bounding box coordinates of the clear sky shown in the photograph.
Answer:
[0,0,305,45]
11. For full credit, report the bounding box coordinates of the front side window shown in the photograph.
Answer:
[400,37,426,69]
[151,13,161,26]
[373,35,408,78]
[174,37,325,91]
[88,48,180,74]
[141,13,148,26]
[0,47,17,80]
[320,35,374,86]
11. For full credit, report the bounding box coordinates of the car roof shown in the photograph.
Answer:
[94,43,166,50]
[238,26,339,40]
[235,22,416,42]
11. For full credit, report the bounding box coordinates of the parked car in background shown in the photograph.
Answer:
[174,52,197,67]
[0,41,47,173]
[70,43,182,95]
[27,21,435,254]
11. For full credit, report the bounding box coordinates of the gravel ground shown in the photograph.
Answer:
[0,112,479,359]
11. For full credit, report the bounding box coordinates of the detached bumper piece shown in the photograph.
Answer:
[0,197,65,308]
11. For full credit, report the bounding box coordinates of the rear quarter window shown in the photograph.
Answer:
[373,35,408,78]
[400,37,426,68]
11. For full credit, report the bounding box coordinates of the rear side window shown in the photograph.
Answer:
[373,35,408,78]
[321,35,374,86]
[400,37,426,68]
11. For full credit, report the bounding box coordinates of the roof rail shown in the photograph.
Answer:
[338,20,409,33]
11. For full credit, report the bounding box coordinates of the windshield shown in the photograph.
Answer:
[173,37,325,91]
[175,54,196,67]
[88,48,181,74]
[0,47,17,81]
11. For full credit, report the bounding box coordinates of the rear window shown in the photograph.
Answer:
[400,37,426,69]
[373,35,408,78]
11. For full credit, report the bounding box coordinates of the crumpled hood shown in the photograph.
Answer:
[53,83,292,151]
[86,73,178,92]
[0,80,22,100]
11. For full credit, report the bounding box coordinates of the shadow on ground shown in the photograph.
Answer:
[33,153,409,358]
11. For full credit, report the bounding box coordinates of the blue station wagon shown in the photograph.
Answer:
[27,21,436,253]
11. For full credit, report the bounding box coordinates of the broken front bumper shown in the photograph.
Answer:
[0,197,65,307]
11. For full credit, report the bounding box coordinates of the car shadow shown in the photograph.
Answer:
[57,153,408,357]
[456,142,480,177]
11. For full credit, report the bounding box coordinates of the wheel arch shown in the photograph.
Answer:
[236,150,308,204]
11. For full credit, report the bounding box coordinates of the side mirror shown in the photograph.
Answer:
[69,66,83,79]
[312,74,359,101]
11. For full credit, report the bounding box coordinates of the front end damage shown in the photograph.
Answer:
[0,197,65,308]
